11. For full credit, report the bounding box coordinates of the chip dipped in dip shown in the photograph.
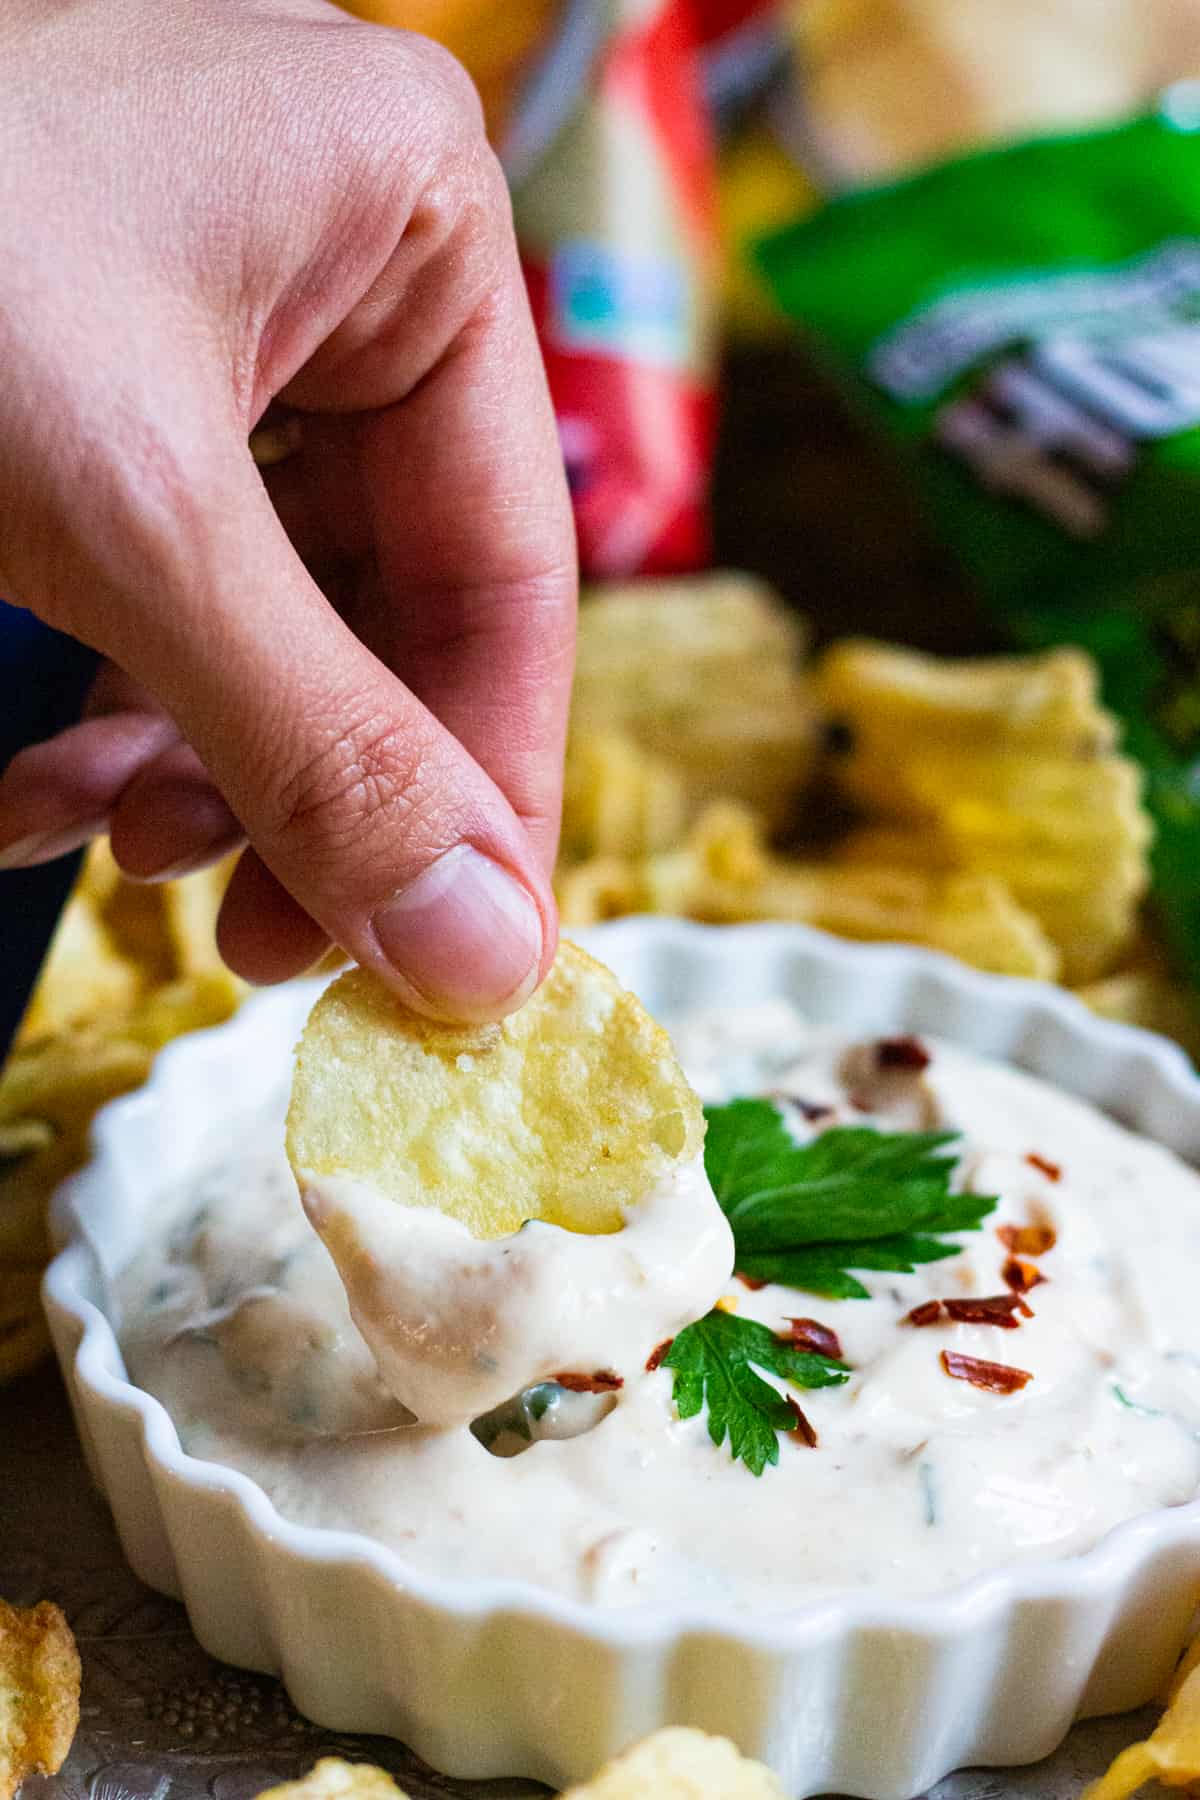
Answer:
[285,947,734,1426]
[117,996,1200,1612]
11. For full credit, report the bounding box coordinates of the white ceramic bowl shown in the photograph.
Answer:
[43,921,1200,1797]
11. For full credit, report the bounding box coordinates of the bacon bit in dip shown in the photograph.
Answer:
[645,1339,674,1372]
[905,1300,945,1327]
[943,1294,1032,1328]
[997,1223,1058,1256]
[940,1350,1032,1394]
[782,1318,843,1360]
[1025,1153,1062,1182]
[786,1396,819,1446]
[875,1035,931,1073]
[554,1370,624,1394]
[1002,1256,1046,1294]
[737,1272,768,1291]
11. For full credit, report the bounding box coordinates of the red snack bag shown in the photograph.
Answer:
[509,0,720,577]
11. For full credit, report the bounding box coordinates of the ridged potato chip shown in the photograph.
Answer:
[17,898,141,1046]
[556,855,645,928]
[287,944,704,1240]
[253,1762,408,1800]
[0,1598,80,1800]
[1083,1636,1200,1798]
[4,844,248,1389]
[816,640,1117,819]
[253,1731,785,1800]
[563,1727,785,1798]
[814,643,1152,983]
[562,731,687,862]
[572,574,816,830]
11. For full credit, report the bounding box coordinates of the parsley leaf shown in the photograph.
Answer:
[664,1311,848,1476]
[705,1098,996,1300]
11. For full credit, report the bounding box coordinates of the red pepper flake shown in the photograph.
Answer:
[737,1271,769,1291]
[996,1222,1057,1256]
[554,1370,625,1393]
[1025,1152,1062,1182]
[904,1300,945,1327]
[876,1035,931,1073]
[644,1339,674,1373]
[782,1317,843,1360]
[940,1350,1032,1394]
[785,1395,819,1446]
[943,1293,1031,1329]
[1002,1256,1046,1295]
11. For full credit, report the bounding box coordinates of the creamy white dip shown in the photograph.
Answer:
[301,1157,732,1428]
[116,1003,1200,1611]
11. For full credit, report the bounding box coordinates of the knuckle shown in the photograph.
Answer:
[268,708,436,871]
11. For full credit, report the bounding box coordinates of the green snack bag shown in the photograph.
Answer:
[757,94,1200,990]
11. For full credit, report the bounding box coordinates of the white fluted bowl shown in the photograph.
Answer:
[42,921,1200,1795]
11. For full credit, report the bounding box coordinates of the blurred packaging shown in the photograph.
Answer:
[758,96,1200,992]
[335,0,728,579]
[510,0,721,576]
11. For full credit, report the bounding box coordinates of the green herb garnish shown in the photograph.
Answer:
[660,1097,996,1474]
[663,1310,848,1477]
[706,1099,996,1299]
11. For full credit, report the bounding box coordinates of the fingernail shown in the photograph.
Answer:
[371,845,543,1021]
[0,822,107,869]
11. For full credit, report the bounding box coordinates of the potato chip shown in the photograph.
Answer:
[562,731,687,862]
[816,640,1117,818]
[253,1761,409,1800]
[287,944,704,1240]
[0,1033,153,1135]
[755,865,1061,981]
[163,856,243,986]
[0,1034,155,1259]
[555,855,644,928]
[126,974,246,1052]
[76,836,124,911]
[0,1598,81,1800]
[253,1733,785,1800]
[573,574,816,829]
[905,749,1151,982]
[834,824,955,870]
[94,872,175,987]
[17,897,142,1047]
[562,1727,785,1798]
[1083,1652,1200,1797]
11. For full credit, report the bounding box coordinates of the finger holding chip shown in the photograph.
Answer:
[286,945,731,1427]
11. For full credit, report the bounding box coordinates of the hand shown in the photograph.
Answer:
[0,0,576,1023]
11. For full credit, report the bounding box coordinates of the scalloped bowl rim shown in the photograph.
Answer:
[43,917,1200,1656]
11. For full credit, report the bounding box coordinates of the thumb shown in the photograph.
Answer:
[94,465,556,1025]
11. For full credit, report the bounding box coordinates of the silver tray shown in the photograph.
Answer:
[2,1365,1175,1800]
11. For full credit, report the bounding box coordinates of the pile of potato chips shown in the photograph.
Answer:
[0,846,243,1384]
[2,570,1194,1390]
[558,573,1193,1046]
